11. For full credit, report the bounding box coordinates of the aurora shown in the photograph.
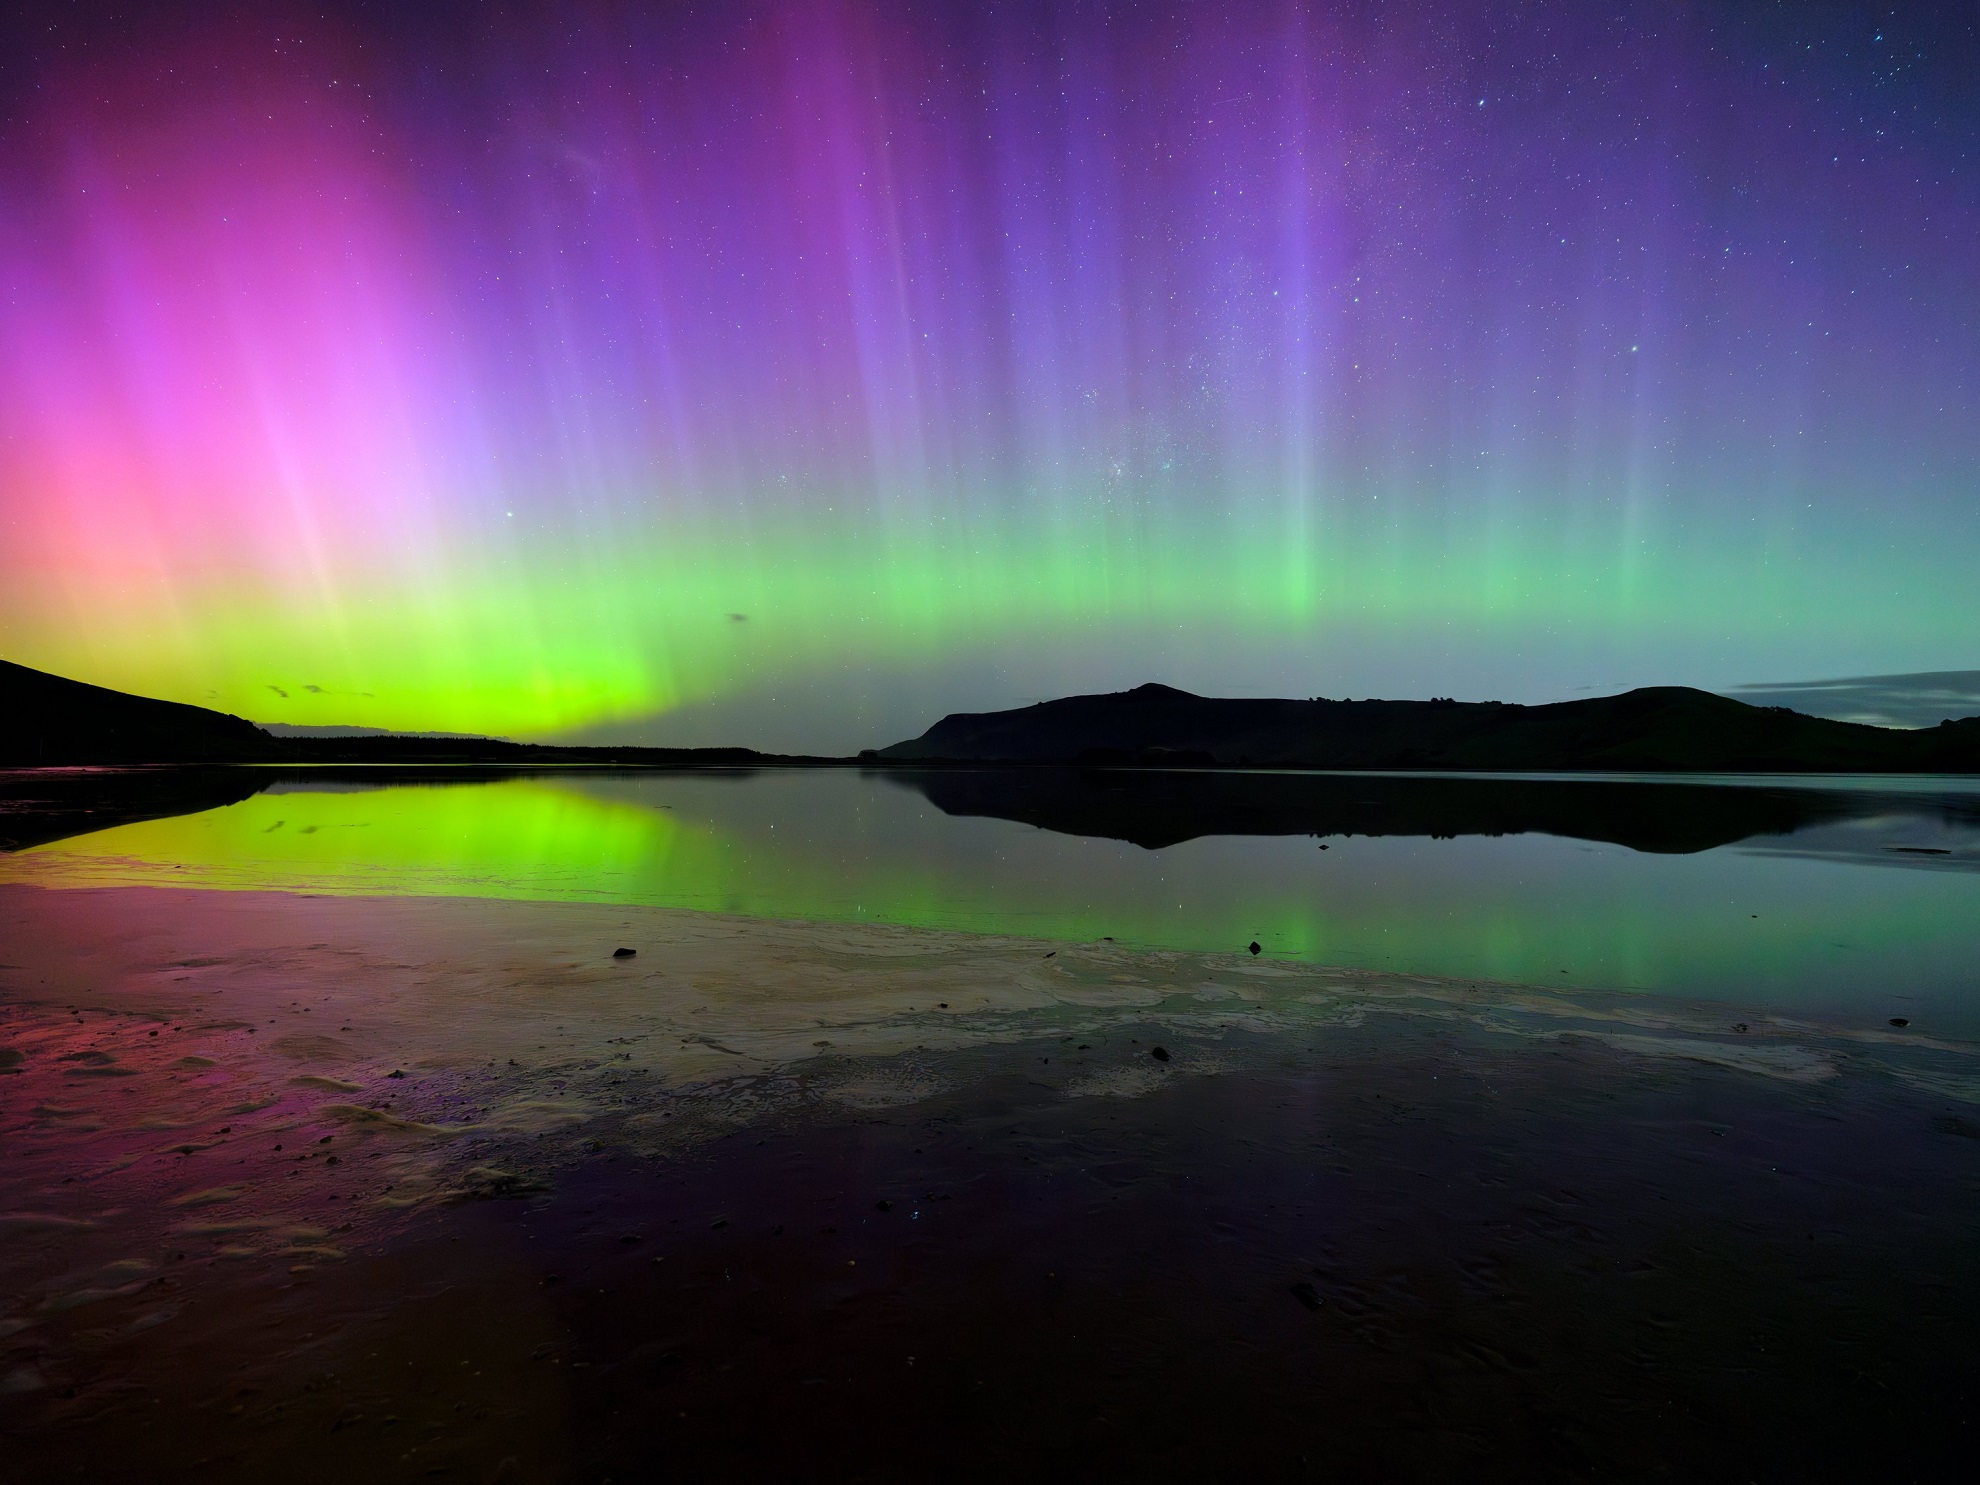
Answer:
[1,2,1974,750]
[5,8,1980,1476]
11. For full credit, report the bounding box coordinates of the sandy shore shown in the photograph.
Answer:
[5,880,1956,1228]
[4,883,1979,1480]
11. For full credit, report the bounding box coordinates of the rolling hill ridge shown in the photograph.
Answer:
[878,682,1980,773]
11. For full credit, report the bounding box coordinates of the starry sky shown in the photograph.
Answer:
[1,1,1975,750]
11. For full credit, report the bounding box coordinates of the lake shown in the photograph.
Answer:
[6,764,1977,1028]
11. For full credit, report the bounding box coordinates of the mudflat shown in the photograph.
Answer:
[2,883,1976,1481]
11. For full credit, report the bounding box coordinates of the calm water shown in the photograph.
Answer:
[5,765,1978,1029]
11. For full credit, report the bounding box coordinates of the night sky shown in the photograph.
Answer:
[1,1,1974,749]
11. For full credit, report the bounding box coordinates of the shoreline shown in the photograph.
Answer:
[5,880,1961,1097]
[4,881,1973,1232]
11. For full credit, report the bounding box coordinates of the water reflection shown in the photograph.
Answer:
[4,765,1978,1026]
[894,767,1980,856]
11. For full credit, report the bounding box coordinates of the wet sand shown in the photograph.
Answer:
[3,883,1979,1480]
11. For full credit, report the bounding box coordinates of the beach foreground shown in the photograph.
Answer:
[3,884,1977,1480]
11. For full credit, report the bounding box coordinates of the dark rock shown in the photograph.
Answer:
[619,1234,642,1245]
[451,1166,549,1201]
[612,947,637,959]
[875,1199,892,1212]
[1890,1017,1911,1028]
[386,1069,406,1079]
[1733,1023,1748,1033]
[1150,1047,1171,1063]
[1289,1281,1322,1311]
[1248,941,1262,955]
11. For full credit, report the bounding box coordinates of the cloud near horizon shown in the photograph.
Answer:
[1726,672,1980,730]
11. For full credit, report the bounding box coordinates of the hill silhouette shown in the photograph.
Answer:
[1,659,283,765]
[10,660,1980,772]
[879,682,1980,773]
[0,660,808,767]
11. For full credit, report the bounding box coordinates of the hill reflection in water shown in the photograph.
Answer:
[893,766,1980,854]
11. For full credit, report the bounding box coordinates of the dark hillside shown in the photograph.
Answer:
[10,658,1977,773]
[1,660,817,767]
[878,683,1980,773]
[1,660,281,765]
